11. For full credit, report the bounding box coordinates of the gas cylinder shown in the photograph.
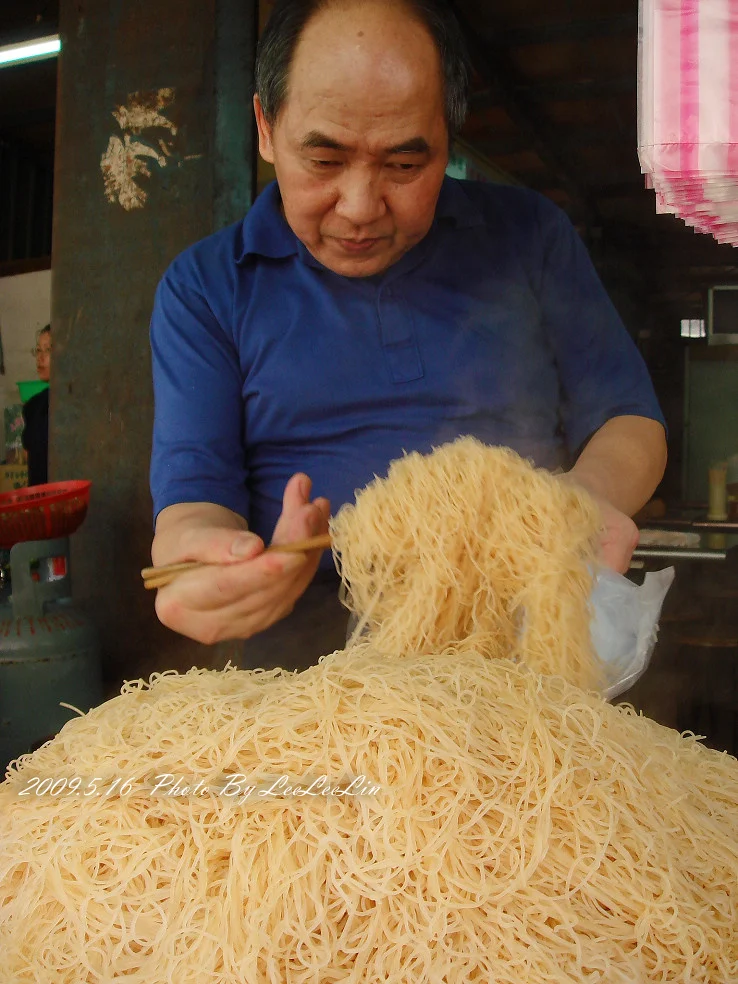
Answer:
[0,537,103,768]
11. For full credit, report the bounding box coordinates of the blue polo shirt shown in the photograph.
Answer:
[150,177,664,566]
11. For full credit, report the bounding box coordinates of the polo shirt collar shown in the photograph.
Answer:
[237,181,298,262]
[434,175,485,228]
[236,175,482,264]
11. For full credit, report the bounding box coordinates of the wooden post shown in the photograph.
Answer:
[51,0,257,685]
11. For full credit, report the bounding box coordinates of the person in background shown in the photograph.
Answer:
[22,325,51,487]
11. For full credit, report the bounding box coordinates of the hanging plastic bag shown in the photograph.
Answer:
[638,0,738,244]
[590,567,675,701]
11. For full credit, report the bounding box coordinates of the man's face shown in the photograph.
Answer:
[255,0,450,278]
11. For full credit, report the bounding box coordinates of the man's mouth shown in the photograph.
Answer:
[333,237,385,254]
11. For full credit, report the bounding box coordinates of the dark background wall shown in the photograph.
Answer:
[51,0,257,687]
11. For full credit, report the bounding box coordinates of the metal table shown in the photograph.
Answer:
[632,516,738,566]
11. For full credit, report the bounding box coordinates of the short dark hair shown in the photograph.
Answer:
[255,0,471,137]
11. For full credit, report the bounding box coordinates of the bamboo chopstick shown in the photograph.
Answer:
[141,533,333,590]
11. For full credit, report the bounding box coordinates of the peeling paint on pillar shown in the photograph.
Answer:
[52,0,256,686]
[99,87,208,210]
[112,88,178,135]
[101,133,168,210]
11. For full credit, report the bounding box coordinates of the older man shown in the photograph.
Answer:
[149,0,666,665]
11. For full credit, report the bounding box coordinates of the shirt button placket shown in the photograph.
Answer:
[377,283,424,383]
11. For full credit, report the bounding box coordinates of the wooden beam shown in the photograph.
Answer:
[470,76,635,108]
[451,1,592,221]
[0,255,51,278]
[501,14,637,48]
[468,124,638,158]
[514,76,635,102]
[0,107,56,135]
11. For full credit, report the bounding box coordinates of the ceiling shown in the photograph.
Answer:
[0,0,58,151]
[0,1,58,267]
[1,0,737,319]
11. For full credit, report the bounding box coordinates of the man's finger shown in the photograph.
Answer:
[281,472,311,517]
[313,496,331,522]
[156,558,311,643]
[174,526,265,565]
[162,549,306,605]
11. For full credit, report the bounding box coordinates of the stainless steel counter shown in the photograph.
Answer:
[633,517,738,565]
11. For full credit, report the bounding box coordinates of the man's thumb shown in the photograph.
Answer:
[282,473,311,517]
[177,527,264,564]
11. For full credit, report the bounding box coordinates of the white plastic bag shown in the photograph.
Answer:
[590,567,675,701]
[346,567,676,702]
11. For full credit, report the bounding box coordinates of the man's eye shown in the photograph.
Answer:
[388,161,421,172]
[313,159,341,168]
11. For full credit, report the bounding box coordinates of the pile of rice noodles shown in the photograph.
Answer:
[0,650,736,983]
[1,438,736,982]
[331,436,605,691]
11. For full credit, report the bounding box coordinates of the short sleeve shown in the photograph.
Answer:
[149,259,249,523]
[536,200,665,453]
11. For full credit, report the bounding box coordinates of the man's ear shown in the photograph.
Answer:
[254,95,275,164]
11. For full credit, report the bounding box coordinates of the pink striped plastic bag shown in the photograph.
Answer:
[639,0,738,244]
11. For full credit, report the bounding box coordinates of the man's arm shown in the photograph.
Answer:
[569,415,667,516]
[566,415,667,573]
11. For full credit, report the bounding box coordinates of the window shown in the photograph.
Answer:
[681,318,706,339]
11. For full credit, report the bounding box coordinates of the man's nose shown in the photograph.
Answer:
[334,170,387,226]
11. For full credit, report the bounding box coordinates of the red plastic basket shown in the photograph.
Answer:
[0,481,92,549]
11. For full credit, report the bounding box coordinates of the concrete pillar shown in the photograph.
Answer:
[51,0,257,684]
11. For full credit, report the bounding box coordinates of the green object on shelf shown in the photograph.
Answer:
[4,405,24,457]
[16,380,49,403]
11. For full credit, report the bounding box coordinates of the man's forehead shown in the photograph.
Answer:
[280,60,445,139]
[298,0,423,44]
[274,1,446,143]
[288,0,442,92]
[298,130,432,155]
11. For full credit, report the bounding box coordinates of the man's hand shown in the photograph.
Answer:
[591,494,639,574]
[151,475,330,645]
[558,475,639,574]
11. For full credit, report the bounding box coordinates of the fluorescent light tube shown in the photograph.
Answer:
[0,35,61,68]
